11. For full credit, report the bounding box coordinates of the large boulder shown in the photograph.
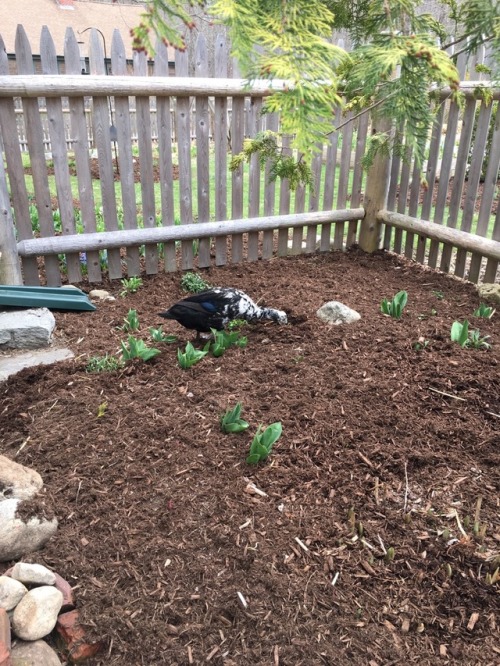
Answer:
[0,309,55,350]
[0,500,58,562]
[0,455,43,502]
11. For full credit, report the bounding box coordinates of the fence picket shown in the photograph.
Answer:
[469,103,500,282]
[194,34,211,268]
[111,29,141,277]
[175,48,194,270]
[321,108,341,252]
[0,33,39,284]
[384,122,404,250]
[230,58,245,263]
[16,25,61,286]
[405,160,422,260]
[348,112,369,246]
[484,203,500,282]
[263,113,279,258]
[214,35,228,265]
[334,111,354,249]
[63,28,101,283]
[89,28,122,280]
[440,97,477,273]
[454,100,493,278]
[40,26,81,284]
[277,133,292,256]
[134,49,158,274]
[247,97,262,261]
[154,40,176,272]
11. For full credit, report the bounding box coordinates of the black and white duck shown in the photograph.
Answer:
[158,287,287,336]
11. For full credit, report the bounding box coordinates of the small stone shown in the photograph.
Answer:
[0,577,27,611]
[0,455,43,503]
[12,587,63,641]
[56,610,103,663]
[11,639,62,666]
[0,500,58,562]
[316,301,361,325]
[11,564,56,587]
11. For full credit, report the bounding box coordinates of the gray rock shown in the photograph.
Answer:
[0,347,74,383]
[316,301,361,325]
[11,586,63,641]
[0,575,28,611]
[0,455,43,502]
[0,499,58,562]
[11,639,62,666]
[11,563,56,587]
[0,309,55,350]
[477,283,500,306]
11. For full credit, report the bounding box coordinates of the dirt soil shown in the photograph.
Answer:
[1,249,499,666]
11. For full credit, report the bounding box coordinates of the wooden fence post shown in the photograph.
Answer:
[359,114,393,252]
[0,150,23,284]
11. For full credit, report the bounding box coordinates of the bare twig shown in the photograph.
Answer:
[428,387,466,401]
[403,461,409,514]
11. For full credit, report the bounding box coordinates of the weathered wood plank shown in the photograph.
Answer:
[214,34,228,266]
[0,34,38,284]
[320,108,341,252]
[348,111,369,246]
[440,96,476,273]
[0,137,23,283]
[64,27,101,283]
[405,160,422,260]
[384,121,404,250]
[40,26,81,283]
[154,40,176,272]
[469,102,500,282]
[195,34,211,268]
[16,25,61,286]
[277,133,292,256]
[18,209,365,256]
[134,49,158,274]
[454,100,492,278]
[394,140,413,255]
[111,29,140,277]
[263,113,279,258]
[89,28,122,279]
[292,170,306,255]
[334,111,354,249]
[483,203,500,283]
[230,58,245,263]
[175,49,194,270]
[247,97,262,261]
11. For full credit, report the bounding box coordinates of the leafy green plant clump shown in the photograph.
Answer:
[120,277,143,297]
[121,335,161,361]
[180,272,211,293]
[473,303,495,319]
[86,354,123,373]
[177,341,209,369]
[380,290,408,319]
[450,320,491,349]
[210,328,248,357]
[246,422,282,465]
[148,326,178,343]
[220,402,250,434]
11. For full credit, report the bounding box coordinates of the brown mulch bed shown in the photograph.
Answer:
[1,249,499,665]
[26,159,180,184]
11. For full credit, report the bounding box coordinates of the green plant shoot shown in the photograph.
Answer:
[380,290,408,319]
[149,326,178,343]
[246,422,283,465]
[86,354,123,373]
[120,276,143,297]
[177,341,209,369]
[220,402,250,434]
[122,309,140,332]
[209,328,248,357]
[120,335,161,362]
[451,320,491,349]
[180,272,211,293]
[473,303,495,318]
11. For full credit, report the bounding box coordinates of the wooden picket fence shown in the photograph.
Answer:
[0,24,499,288]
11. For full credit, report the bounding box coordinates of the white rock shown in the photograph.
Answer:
[11,563,56,586]
[0,455,43,502]
[316,301,361,325]
[0,499,58,562]
[89,289,115,301]
[477,283,500,305]
[11,639,62,666]
[12,586,63,641]
[0,575,28,611]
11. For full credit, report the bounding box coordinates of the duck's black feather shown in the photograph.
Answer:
[158,288,287,334]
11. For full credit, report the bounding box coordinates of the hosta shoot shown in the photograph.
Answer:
[246,422,283,465]
[121,335,161,362]
[149,326,178,343]
[473,303,495,319]
[451,321,491,349]
[177,341,209,369]
[220,402,250,434]
[380,290,408,319]
[122,309,140,332]
[120,276,143,297]
[210,328,248,358]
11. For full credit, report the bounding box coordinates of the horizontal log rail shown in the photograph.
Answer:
[0,76,497,100]
[17,209,365,257]
[0,75,288,99]
[378,210,500,262]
